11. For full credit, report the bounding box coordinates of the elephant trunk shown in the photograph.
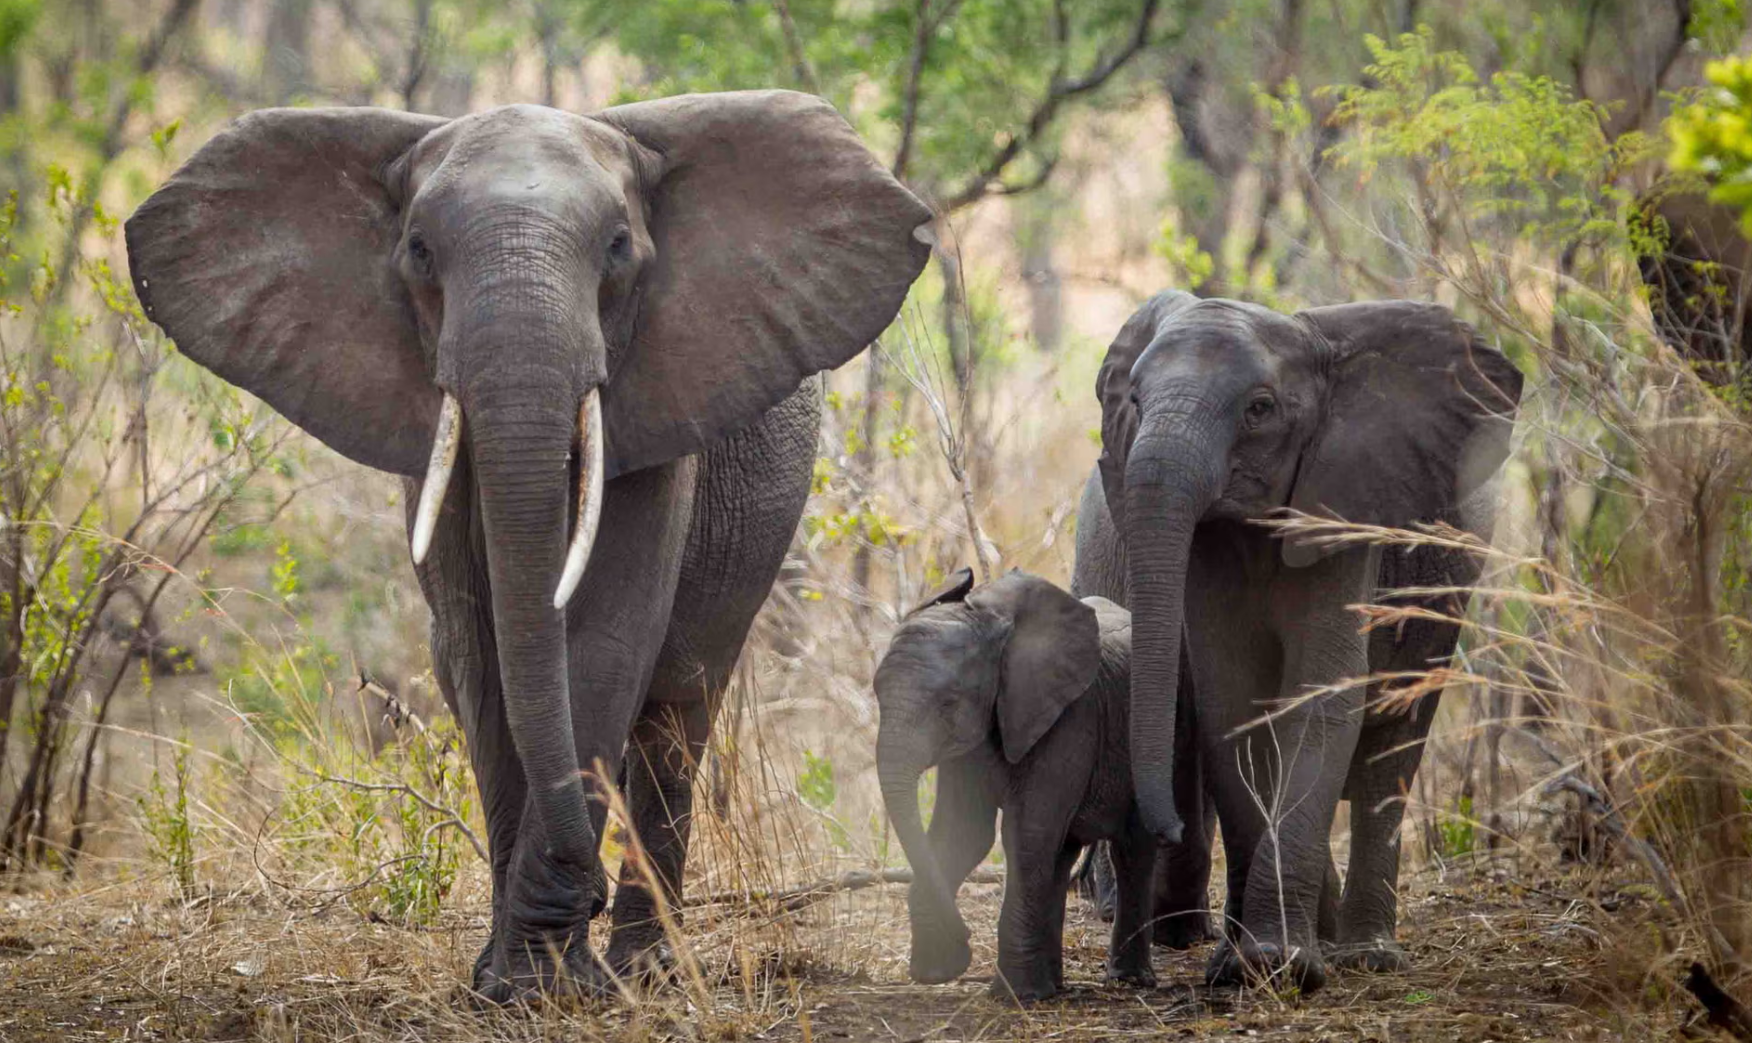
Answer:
[877,734,966,948]
[452,272,602,871]
[1125,413,1225,845]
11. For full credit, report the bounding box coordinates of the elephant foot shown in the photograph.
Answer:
[908,933,973,984]
[469,933,496,992]
[1204,937,1327,994]
[990,964,1060,1005]
[1105,955,1157,989]
[607,889,681,985]
[1331,936,1411,974]
[606,933,676,985]
[1153,908,1219,950]
[476,937,616,1006]
[477,842,613,1004]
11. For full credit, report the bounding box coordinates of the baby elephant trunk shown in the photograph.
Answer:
[877,730,972,983]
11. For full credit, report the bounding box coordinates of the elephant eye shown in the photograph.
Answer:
[406,231,434,277]
[1244,393,1275,426]
[607,228,632,265]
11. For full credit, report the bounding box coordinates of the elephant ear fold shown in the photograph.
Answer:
[125,108,449,477]
[1284,301,1523,567]
[970,571,1101,764]
[905,566,975,616]
[1097,290,1202,517]
[596,90,933,478]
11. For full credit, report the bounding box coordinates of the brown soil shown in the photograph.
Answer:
[0,857,1694,1042]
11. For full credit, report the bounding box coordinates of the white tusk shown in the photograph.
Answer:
[410,393,462,566]
[553,388,604,609]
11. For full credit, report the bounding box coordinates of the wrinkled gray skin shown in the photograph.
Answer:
[1073,788,1216,951]
[1075,291,1522,992]
[125,91,930,1000]
[875,569,1157,1004]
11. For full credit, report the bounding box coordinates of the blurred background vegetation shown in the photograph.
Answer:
[4,0,1752,1028]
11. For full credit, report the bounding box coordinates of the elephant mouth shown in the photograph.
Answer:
[407,385,606,610]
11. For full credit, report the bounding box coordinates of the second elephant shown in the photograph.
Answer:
[875,569,1166,1003]
[1077,290,1523,992]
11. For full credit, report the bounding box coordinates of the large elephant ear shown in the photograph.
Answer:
[969,571,1100,764]
[1096,290,1201,519]
[597,90,933,477]
[1285,301,1523,566]
[125,108,448,477]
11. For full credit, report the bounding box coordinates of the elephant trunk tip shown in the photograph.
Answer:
[1146,808,1185,848]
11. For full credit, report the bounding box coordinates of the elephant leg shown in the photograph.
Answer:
[1106,818,1159,987]
[482,458,696,1004]
[408,470,526,992]
[1334,696,1436,972]
[1154,656,1216,949]
[442,649,522,990]
[1076,843,1118,922]
[1203,545,1372,995]
[1203,715,1348,993]
[1334,541,1467,972]
[1203,763,1265,986]
[1317,854,1341,948]
[1002,841,1079,1002]
[603,697,713,980]
[606,383,821,977]
[993,797,1081,1003]
[908,747,1001,983]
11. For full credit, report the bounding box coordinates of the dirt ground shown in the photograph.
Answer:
[0,852,1703,1043]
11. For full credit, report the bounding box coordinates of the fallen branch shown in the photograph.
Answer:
[686,865,1003,914]
[1544,774,1679,904]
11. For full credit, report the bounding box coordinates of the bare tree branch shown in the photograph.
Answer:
[892,0,958,179]
[940,0,1165,212]
[772,0,821,95]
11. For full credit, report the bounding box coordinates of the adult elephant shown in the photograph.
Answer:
[1073,290,1521,991]
[126,92,930,1000]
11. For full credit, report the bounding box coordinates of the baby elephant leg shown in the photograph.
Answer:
[993,783,1081,1004]
[1106,819,1159,987]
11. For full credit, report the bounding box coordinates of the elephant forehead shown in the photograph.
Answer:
[1137,300,1312,382]
[406,106,633,215]
[875,612,1004,691]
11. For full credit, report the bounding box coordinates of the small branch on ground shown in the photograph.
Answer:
[1543,774,1679,905]
[686,865,1003,914]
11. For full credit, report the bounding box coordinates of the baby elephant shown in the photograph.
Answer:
[876,568,1158,1003]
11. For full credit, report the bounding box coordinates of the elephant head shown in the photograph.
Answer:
[1095,292,1522,843]
[126,92,931,872]
[873,568,1101,982]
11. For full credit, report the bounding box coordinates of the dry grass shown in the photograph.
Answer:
[0,835,1679,1040]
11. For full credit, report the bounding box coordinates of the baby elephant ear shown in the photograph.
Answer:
[905,566,976,616]
[969,572,1101,764]
[596,90,933,477]
[1285,301,1523,566]
[1096,290,1202,519]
